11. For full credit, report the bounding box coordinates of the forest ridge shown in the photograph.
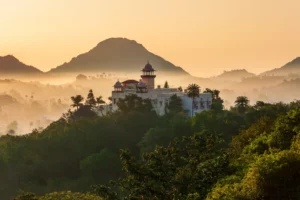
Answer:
[2,86,300,199]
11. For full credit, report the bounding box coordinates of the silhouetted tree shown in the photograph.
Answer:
[187,83,200,116]
[178,86,183,92]
[71,95,84,110]
[235,96,250,114]
[96,96,106,116]
[85,89,96,108]
[164,81,169,88]
[204,88,224,111]
[166,94,184,114]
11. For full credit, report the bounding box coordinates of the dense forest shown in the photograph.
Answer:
[1,87,300,199]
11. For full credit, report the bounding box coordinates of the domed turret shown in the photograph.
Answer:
[113,80,123,92]
[137,79,148,93]
[141,61,156,89]
[114,80,122,88]
[137,79,147,88]
[142,61,155,72]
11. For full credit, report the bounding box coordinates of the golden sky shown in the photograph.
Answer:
[1,0,300,77]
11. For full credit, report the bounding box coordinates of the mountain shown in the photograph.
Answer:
[48,38,189,76]
[214,69,256,81]
[0,55,42,75]
[261,57,300,76]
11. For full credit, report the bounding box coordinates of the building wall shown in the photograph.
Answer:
[142,76,155,89]
[111,88,212,117]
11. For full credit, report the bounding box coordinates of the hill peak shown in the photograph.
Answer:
[0,55,42,75]
[282,57,300,68]
[96,37,141,46]
[215,69,256,81]
[49,37,189,76]
[0,55,20,62]
[218,69,255,76]
[261,57,300,76]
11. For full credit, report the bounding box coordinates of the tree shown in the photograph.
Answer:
[235,96,250,115]
[178,86,183,92]
[204,88,224,111]
[187,83,200,117]
[85,89,97,108]
[108,96,112,104]
[96,96,106,116]
[15,191,103,200]
[73,105,98,120]
[164,81,169,88]
[166,94,184,114]
[96,134,228,199]
[117,94,153,114]
[71,95,84,110]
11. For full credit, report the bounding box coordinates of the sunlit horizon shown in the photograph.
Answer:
[1,0,300,77]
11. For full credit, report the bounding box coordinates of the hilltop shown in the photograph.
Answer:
[48,38,189,76]
[261,57,300,76]
[214,69,256,81]
[0,55,42,76]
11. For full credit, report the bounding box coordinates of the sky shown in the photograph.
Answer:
[1,0,300,77]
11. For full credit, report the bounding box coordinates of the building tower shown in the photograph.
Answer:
[141,61,156,89]
[113,80,123,92]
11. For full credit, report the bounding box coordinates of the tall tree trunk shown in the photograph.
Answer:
[192,97,195,117]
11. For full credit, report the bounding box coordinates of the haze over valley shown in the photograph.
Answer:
[1,37,300,135]
[3,1,300,199]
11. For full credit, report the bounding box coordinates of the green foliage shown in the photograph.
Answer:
[203,88,224,112]
[192,110,244,145]
[138,112,192,154]
[116,94,154,114]
[166,94,185,114]
[240,150,300,199]
[15,191,103,200]
[80,149,121,182]
[230,116,273,158]
[97,134,228,199]
[235,96,250,114]
[5,93,300,200]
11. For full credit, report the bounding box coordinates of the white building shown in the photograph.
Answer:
[109,62,212,117]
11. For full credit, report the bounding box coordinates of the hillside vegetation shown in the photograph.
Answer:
[2,89,300,199]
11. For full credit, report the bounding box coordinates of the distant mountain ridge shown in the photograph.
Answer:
[261,57,300,76]
[48,38,189,75]
[0,55,42,75]
[214,69,256,81]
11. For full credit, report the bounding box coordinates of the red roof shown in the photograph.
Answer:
[122,79,139,84]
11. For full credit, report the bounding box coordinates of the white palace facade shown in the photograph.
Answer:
[108,62,212,117]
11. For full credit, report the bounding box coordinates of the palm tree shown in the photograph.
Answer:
[96,96,106,116]
[187,83,200,117]
[71,95,84,110]
[235,96,249,114]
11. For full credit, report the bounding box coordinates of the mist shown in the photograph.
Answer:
[0,67,299,136]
